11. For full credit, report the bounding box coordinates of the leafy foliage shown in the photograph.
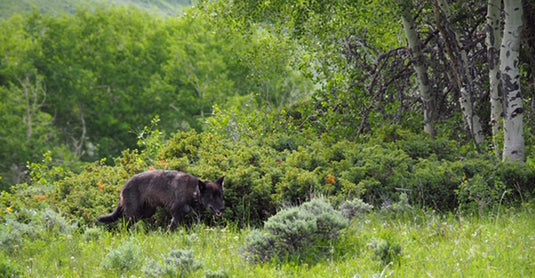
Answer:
[0,1,534,277]
[101,239,143,272]
[0,4,310,187]
[0,0,191,19]
[1,128,530,228]
[142,249,202,278]
[369,238,402,266]
[242,198,348,263]
[339,198,374,220]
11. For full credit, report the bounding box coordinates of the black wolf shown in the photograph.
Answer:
[98,170,224,230]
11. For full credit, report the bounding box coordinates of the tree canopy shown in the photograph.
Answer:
[0,0,534,189]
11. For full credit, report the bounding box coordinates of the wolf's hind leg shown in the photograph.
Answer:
[122,199,142,227]
[140,204,157,219]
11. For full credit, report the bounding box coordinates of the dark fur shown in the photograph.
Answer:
[98,170,224,230]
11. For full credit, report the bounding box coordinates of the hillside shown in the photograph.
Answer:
[0,0,190,18]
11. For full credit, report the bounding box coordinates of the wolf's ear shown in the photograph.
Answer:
[198,180,206,191]
[216,176,225,188]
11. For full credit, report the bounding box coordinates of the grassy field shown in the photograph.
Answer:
[2,204,534,277]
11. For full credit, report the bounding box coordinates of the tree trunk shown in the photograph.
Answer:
[501,0,524,162]
[20,75,46,140]
[435,0,485,145]
[486,0,503,157]
[398,0,436,136]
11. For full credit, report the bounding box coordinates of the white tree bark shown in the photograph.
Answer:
[436,0,485,145]
[486,0,503,157]
[399,0,436,136]
[500,0,524,162]
[20,75,46,140]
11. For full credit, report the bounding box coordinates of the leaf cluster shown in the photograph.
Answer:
[242,198,348,264]
[3,126,533,228]
[0,4,311,188]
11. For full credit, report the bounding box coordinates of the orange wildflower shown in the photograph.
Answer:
[97,181,104,191]
[34,195,46,201]
[325,174,336,185]
[149,165,155,171]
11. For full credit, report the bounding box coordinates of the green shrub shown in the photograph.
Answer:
[0,255,20,278]
[82,227,104,242]
[10,129,528,229]
[392,192,412,213]
[264,206,317,253]
[355,146,412,205]
[495,161,535,201]
[164,249,202,277]
[52,162,130,226]
[101,239,143,272]
[454,160,535,212]
[397,133,459,161]
[274,167,320,205]
[242,198,347,263]
[0,152,71,224]
[0,222,24,254]
[142,249,201,278]
[339,198,374,220]
[204,268,228,278]
[369,238,402,265]
[142,258,167,278]
[241,229,276,263]
[0,208,75,253]
[299,198,348,239]
[407,159,462,210]
[457,174,507,213]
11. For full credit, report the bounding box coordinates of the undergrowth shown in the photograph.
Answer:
[0,204,533,277]
[0,128,534,277]
[2,129,533,229]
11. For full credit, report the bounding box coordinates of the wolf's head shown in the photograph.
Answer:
[198,176,225,217]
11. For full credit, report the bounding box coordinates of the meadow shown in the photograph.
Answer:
[2,204,533,277]
[1,129,534,277]
[1,3,534,276]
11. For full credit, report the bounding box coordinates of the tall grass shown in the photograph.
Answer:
[2,205,534,277]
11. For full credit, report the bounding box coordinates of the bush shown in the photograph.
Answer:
[0,208,76,253]
[392,192,412,213]
[142,249,201,278]
[52,162,130,226]
[495,161,535,201]
[242,198,347,263]
[204,268,228,278]
[339,198,374,220]
[369,238,402,265]
[299,199,348,239]
[457,174,507,213]
[164,249,202,277]
[8,129,530,229]
[407,159,462,210]
[0,255,20,278]
[101,239,143,272]
[241,229,276,263]
[82,227,104,242]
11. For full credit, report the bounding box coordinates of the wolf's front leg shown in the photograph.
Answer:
[169,204,191,231]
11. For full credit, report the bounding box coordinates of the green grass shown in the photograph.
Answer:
[2,205,534,277]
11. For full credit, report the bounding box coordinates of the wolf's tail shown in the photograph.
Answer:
[97,203,123,224]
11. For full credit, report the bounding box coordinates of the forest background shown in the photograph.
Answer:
[1,0,535,276]
[1,0,534,212]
